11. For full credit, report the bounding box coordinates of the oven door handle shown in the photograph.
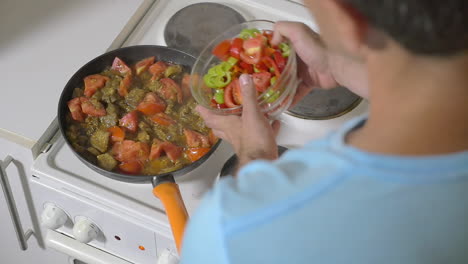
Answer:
[0,155,34,251]
[46,230,133,264]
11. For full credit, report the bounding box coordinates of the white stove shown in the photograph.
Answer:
[29,1,368,263]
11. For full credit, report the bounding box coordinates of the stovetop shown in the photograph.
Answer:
[125,0,318,49]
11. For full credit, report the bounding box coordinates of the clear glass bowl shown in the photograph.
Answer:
[190,20,299,118]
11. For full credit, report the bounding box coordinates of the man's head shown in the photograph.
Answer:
[304,0,468,58]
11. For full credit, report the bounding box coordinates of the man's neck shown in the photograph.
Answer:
[348,47,468,155]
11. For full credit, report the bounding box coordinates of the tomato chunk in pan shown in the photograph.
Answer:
[184,129,210,148]
[119,111,139,132]
[84,74,109,97]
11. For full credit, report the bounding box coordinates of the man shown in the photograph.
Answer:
[181,1,468,263]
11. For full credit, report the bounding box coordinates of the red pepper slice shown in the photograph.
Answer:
[262,56,281,78]
[273,51,286,72]
[229,38,243,59]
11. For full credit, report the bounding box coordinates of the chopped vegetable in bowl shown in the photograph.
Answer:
[204,28,291,109]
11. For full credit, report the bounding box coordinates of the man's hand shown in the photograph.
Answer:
[272,21,369,101]
[196,74,280,169]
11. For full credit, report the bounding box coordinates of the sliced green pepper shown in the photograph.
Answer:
[204,57,238,88]
[204,74,218,88]
[270,76,277,85]
[264,89,280,103]
[214,89,225,104]
[227,57,239,66]
[279,43,291,57]
[239,28,261,39]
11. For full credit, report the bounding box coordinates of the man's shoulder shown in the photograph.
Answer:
[212,137,352,230]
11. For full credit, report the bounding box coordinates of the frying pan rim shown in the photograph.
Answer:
[58,45,222,183]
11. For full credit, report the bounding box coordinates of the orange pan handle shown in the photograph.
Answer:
[152,176,188,253]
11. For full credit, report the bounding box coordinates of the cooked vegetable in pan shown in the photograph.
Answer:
[65,56,217,175]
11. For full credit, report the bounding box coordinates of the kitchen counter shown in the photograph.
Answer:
[0,0,153,151]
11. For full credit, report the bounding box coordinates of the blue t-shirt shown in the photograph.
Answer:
[180,116,468,264]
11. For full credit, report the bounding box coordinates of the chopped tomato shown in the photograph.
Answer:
[208,130,219,145]
[119,161,142,175]
[80,97,107,116]
[252,72,272,93]
[161,142,182,162]
[137,92,166,115]
[119,111,139,132]
[240,51,261,65]
[149,140,164,160]
[149,61,167,80]
[67,97,85,122]
[149,140,182,162]
[229,38,243,59]
[212,40,231,61]
[84,74,109,97]
[185,148,211,162]
[184,129,210,148]
[108,126,125,142]
[111,57,132,75]
[243,37,263,56]
[119,74,132,97]
[150,113,176,126]
[112,140,149,163]
[224,81,239,108]
[239,61,254,74]
[273,51,286,72]
[231,79,242,105]
[160,78,183,104]
[262,56,281,78]
[135,56,155,75]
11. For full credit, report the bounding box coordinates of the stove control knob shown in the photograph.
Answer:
[73,217,100,244]
[41,204,68,230]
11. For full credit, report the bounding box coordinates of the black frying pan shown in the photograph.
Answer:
[58,45,221,252]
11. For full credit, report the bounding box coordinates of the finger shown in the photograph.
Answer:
[272,21,306,46]
[239,74,261,116]
[196,105,239,130]
[196,105,216,124]
[211,129,227,140]
[271,120,281,137]
[272,21,286,46]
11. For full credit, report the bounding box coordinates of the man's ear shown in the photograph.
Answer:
[323,0,369,55]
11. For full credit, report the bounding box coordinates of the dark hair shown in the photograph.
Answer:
[345,0,468,56]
